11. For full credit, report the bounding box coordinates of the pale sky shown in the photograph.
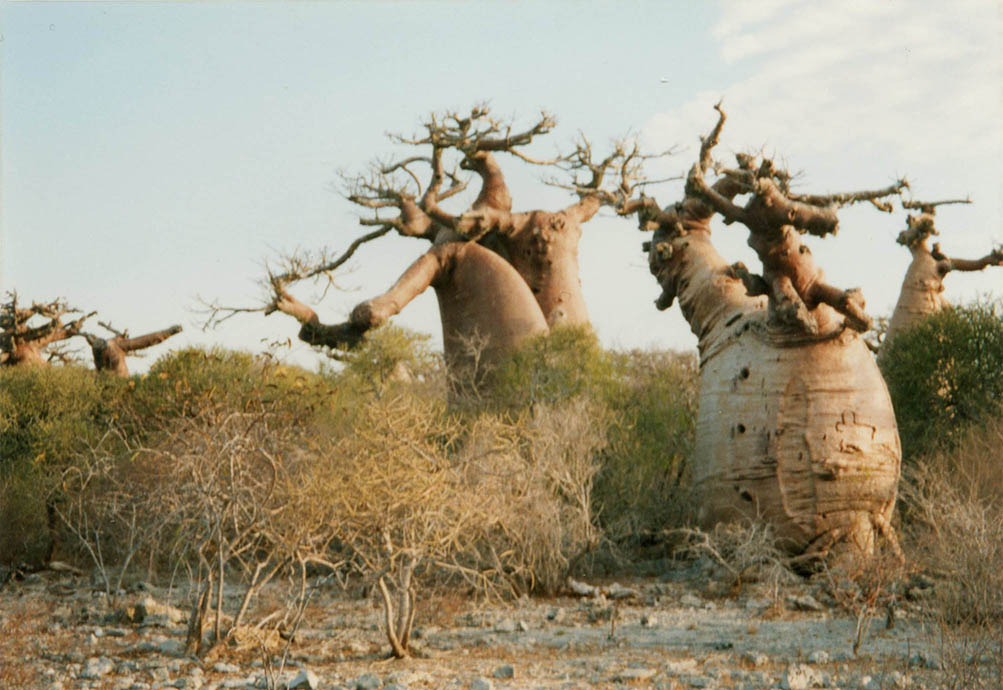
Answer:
[2,1,1000,372]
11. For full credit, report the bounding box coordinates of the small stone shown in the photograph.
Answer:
[156,638,185,656]
[516,620,529,632]
[79,657,115,679]
[221,679,256,689]
[641,613,658,627]
[782,663,824,690]
[150,667,170,682]
[666,659,699,675]
[742,651,769,667]
[859,676,875,690]
[686,677,712,688]
[807,650,830,664]
[493,619,517,633]
[104,628,128,637]
[213,663,241,674]
[287,670,320,689]
[680,594,703,608]
[469,678,493,690]
[352,673,381,690]
[492,665,514,679]
[546,607,565,622]
[787,594,825,612]
[888,671,911,688]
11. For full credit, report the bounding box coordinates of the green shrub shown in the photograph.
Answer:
[485,325,614,408]
[484,328,699,540]
[0,365,117,565]
[879,300,1003,462]
[595,349,698,538]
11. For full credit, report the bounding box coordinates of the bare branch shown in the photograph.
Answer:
[902,196,971,214]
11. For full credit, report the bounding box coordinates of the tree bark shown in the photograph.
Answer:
[640,109,902,561]
[90,325,183,376]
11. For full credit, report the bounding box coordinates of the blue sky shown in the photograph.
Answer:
[2,1,1000,371]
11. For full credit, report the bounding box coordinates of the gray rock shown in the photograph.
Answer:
[287,670,320,690]
[469,678,493,690]
[352,673,381,690]
[685,677,712,689]
[221,679,257,689]
[132,596,186,625]
[807,650,830,664]
[742,651,769,667]
[640,613,658,627]
[79,657,115,679]
[150,667,170,682]
[170,678,203,689]
[383,685,407,690]
[213,663,242,674]
[665,659,699,675]
[614,668,657,682]
[493,618,518,633]
[782,663,824,690]
[492,665,514,679]
[888,671,911,688]
[908,651,941,670]
[546,607,565,623]
[787,594,825,612]
[156,638,185,656]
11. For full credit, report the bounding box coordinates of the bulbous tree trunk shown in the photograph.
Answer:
[885,202,1002,343]
[634,107,904,561]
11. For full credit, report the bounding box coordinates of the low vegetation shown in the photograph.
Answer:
[2,301,1001,675]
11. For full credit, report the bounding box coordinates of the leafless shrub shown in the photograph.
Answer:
[58,398,344,657]
[900,414,1003,687]
[819,550,905,657]
[671,521,798,598]
[304,393,608,656]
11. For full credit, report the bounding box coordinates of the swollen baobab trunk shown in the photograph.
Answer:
[277,233,549,384]
[885,199,1002,343]
[626,107,904,560]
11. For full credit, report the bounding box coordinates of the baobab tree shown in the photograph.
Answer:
[604,106,906,560]
[207,107,621,388]
[84,321,183,376]
[0,293,94,367]
[884,198,1003,344]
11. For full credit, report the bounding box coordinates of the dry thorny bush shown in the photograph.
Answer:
[900,414,1003,688]
[57,398,343,657]
[671,520,798,600]
[56,390,609,658]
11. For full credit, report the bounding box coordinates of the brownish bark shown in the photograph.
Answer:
[260,107,609,384]
[85,323,183,376]
[1,293,94,368]
[885,200,1002,342]
[686,106,906,336]
[414,106,600,328]
[613,107,903,562]
[272,235,548,382]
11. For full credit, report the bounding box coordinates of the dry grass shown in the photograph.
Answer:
[900,414,1003,688]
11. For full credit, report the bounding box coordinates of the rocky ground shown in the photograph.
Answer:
[0,562,995,690]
